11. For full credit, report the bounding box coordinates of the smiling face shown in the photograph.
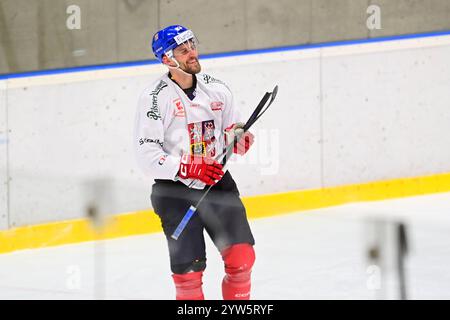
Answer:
[163,39,201,74]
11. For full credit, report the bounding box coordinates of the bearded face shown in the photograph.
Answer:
[167,39,202,74]
[178,55,201,74]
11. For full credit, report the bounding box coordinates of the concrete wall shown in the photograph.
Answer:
[1,0,450,74]
[0,33,450,229]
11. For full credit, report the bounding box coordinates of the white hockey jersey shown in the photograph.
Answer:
[134,73,242,189]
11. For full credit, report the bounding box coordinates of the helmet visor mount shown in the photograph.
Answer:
[164,30,199,60]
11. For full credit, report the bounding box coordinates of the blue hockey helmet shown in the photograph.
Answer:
[152,25,197,61]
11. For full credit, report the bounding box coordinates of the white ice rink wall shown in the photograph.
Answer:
[0,80,7,230]
[0,33,450,229]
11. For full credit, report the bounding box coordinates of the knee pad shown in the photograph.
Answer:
[171,259,206,274]
[221,243,255,300]
[221,243,255,275]
[172,271,204,300]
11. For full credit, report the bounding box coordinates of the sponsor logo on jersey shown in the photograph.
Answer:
[202,74,231,91]
[188,120,216,157]
[139,138,163,148]
[173,98,185,117]
[210,101,223,111]
[203,74,224,85]
[190,103,200,108]
[158,154,168,165]
[147,109,160,120]
[147,80,168,120]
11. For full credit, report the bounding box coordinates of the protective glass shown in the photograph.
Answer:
[172,38,199,57]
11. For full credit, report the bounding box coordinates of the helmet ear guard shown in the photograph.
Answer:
[164,49,174,60]
[163,50,181,69]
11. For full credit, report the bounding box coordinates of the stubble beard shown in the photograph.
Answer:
[182,58,201,74]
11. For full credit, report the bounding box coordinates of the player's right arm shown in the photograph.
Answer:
[134,87,181,180]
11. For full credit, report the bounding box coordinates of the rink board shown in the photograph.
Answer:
[1,171,450,254]
[0,81,7,230]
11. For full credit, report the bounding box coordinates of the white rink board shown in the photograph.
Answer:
[5,76,155,226]
[0,81,8,230]
[1,35,450,226]
[322,43,450,186]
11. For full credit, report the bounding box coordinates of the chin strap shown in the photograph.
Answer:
[167,59,194,77]
[167,58,181,69]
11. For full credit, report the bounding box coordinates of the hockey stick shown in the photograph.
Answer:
[223,84,278,166]
[171,85,279,240]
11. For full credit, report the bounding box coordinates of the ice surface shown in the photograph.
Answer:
[1,192,449,299]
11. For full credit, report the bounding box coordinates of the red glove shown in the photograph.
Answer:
[224,123,254,155]
[178,154,224,185]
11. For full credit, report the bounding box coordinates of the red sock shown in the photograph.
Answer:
[172,271,204,300]
[221,243,255,300]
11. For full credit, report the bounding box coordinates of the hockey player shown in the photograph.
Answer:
[134,25,256,300]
